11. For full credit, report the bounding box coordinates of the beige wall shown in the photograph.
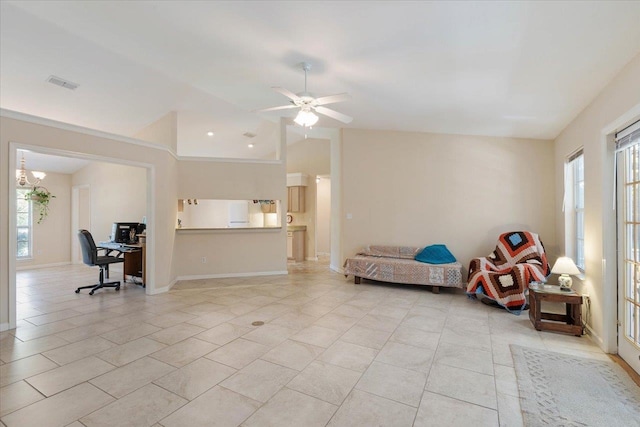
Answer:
[72,162,147,243]
[16,172,72,269]
[286,138,331,259]
[174,159,287,278]
[316,177,331,255]
[341,129,557,276]
[553,53,640,350]
[134,111,178,152]
[0,115,179,328]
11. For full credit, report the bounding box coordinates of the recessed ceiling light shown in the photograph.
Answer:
[248,143,254,148]
[207,131,214,137]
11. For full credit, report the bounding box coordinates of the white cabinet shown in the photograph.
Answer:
[287,232,294,258]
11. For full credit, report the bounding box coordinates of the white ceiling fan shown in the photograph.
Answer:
[258,62,352,127]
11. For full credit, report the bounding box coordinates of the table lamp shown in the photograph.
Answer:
[551,257,581,290]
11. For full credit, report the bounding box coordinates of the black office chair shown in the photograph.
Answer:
[76,229,124,295]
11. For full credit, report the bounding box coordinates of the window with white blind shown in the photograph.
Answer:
[565,149,585,271]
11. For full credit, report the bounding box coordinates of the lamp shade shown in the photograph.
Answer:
[294,109,319,127]
[551,257,581,275]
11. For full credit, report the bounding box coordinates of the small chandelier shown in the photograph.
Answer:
[16,153,46,187]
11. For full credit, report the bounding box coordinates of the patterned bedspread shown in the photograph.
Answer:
[466,231,550,314]
[343,245,463,288]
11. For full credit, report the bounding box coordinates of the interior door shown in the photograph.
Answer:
[617,136,640,374]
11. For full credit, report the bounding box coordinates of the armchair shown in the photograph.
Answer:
[466,231,550,314]
[76,229,124,295]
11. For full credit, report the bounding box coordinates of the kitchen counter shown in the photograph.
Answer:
[287,225,307,232]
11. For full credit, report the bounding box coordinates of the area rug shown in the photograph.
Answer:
[511,345,640,427]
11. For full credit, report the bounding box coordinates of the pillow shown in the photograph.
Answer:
[414,244,457,264]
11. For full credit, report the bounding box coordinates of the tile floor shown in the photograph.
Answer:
[0,259,610,427]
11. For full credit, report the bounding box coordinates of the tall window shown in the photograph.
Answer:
[565,150,585,271]
[16,188,32,259]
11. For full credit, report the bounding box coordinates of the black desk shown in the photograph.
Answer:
[99,242,145,287]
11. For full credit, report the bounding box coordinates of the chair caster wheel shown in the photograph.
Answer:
[75,289,80,294]
[89,291,95,295]
[116,287,120,291]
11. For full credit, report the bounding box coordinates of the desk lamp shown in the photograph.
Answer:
[551,257,581,290]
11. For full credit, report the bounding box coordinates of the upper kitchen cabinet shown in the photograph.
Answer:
[286,173,308,213]
[287,186,305,212]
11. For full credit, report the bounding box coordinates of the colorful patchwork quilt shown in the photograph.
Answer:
[466,231,550,314]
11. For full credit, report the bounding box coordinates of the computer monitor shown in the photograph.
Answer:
[111,222,140,243]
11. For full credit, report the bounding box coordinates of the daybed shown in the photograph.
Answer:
[343,245,463,293]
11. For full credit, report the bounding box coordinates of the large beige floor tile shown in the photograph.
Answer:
[42,336,115,365]
[99,322,160,345]
[194,322,251,346]
[497,391,523,427]
[327,389,416,427]
[340,325,392,350]
[25,356,114,397]
[241,324,298,347]
[186,312,235,329]
[146,311,197,328]
[220,359,297,402]
[433,342,494,375]
[375,341,434,373]
[90,356,175,398]
[96,337,166,367]
[400,313,446,333]
[0,354,58,387]
[12,320,77,342]
[261,339,324,370]
[389,325,441,350]
[154,358,235,400]
[54,323,119,343]
[439,326,492,351]
[355,313,402,332]
[80,383,186,427]
[205,338,269,369]
[425,363,497,409]
[23,309,83,326]
[318,340,378,372]
[149,323,205,345]
[1,335,69,363]
[243,387,337,427]
[313,313,359,332]
[287,360,362,405]
[0,381,44,417]
[1,383,114,427]
[159,385,261,427]
[355,361,426,407]
[414,391,499,427]
[290,325,342,348]
[149,337,217,368]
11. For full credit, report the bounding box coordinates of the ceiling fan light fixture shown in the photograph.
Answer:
[294,109,319,127]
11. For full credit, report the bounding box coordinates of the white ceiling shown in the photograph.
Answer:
[2,1,640,159]
[16,150,90,175]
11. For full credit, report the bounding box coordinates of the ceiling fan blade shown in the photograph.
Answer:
[256,104,298,113]
[315,93,351,106]
[315,106,353,124]
[272,87,301,102]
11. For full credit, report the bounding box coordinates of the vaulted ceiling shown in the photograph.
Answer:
[2,1,639,159]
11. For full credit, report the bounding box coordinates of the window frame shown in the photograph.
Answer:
[565,149,585,273]
[16,187,33,260]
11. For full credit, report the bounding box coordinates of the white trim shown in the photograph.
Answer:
[178,155,282,165]
[16,261,71,271]
[584,323,604,349]
[147,278,177,295]
[1,108,178,158]
[176,270,289,281]
[0,323,10,332]
[305,257,319,261]
[615,119,640,140]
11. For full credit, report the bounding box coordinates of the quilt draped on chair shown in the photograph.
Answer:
[466,231,550,314]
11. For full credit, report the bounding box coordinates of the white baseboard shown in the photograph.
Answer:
[16,261,71,271]
[0,323,11,332]
[330,264,344,274]
[176,270,289,281]
[317,252,331,256]
[305,257,318,261]
[584,323,604,349]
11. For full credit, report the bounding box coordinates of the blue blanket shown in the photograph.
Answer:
[414,244,457,264]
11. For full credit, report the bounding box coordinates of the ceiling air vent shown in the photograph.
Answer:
[47,75,79,90]
[243,132,256,138]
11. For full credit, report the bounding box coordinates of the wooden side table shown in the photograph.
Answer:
[529,285,583,336]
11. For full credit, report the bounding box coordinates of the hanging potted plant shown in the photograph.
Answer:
[25,186,55,224]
